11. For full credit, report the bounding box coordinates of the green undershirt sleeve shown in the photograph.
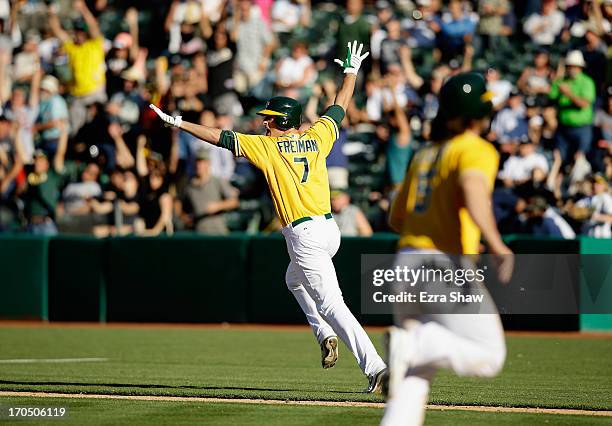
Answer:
[322,105,345,127]
[218,130,237,155]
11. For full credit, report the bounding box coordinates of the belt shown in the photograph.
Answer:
[291,212,333,228]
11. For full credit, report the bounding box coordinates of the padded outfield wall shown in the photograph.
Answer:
[0,234,610,331]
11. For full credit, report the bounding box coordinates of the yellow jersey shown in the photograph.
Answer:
[63,37,106,97]
[219,106,343,227]
[389,131,499,254]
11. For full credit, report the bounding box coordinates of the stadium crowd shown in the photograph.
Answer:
[0,0,609,239]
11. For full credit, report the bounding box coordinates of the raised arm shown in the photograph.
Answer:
[332,41,369,111]
[53,121,68,173]
[125,7,140,62]
[149,104,222,145]
[74,0,102,39]
[48,4,70,43]
[29,68,42,109]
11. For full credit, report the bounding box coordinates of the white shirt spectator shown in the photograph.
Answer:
[4,105,37,164]
[276,55,315,87]
[498,152,549,182]
[576,193,612,238]
[523,10,565,45]
[487,79,513,108]
[370,27,386,61]
[62,181,102,214]
[366,85,408,122]
[234,6,273,75]
[201,0,224,24]
[271,0,302,33]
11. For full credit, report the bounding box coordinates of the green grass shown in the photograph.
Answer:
[0,327,610,411]
[0,397,611,426]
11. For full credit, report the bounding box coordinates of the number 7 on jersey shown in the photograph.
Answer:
[294,156,310,183]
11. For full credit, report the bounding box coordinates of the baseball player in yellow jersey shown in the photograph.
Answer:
[380,73,514,425]
[150,41,387,393]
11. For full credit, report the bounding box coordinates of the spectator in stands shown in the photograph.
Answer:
[379,19,405,76]
[499,137,549,188]
[330,189,372,237]
[517,48,555,106]
[165,0,211,56]
[22,129,67,235]
[477,0,510,51]
[48,0,106,135]
[135,138,173,236]
[486,67,513,110]
[62,163,102,217]
[523,0,566,46]
[378,20,423,89]
[34,75,69,158]
[382,83,412,191]
[5,71,40,164]
[337,0,370,62]
[521,196,564,237]
[421,65,451,140]
[13,29,40,84]
[579,23,608,95]
[0,113,22,201]
[370,0,394,67]
[231,0,275,96]
[271,0,310,42]
[274,41,316,100]
[403,0,438,50]
[206,25,241,116]
[92,169,140,237]
[107,68,145,141]
[549,50,596,167]
[490,89,529,144]
[106,8,139,98]
[575,173,612,238]
[437,0,477,62]
[180,149,238,235]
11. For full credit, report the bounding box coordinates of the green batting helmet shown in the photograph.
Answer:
[436,72,494,121]
[257,96,302,130]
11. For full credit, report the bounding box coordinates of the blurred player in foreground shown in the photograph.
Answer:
[382,72,514,425]
[150,41,387,392]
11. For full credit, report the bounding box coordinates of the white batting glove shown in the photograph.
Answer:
[334,41,370,75]
[149,104,182,128]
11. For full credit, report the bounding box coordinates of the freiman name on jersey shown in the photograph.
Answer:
[277,139,319,154]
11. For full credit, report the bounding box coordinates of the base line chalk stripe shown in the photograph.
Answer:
[0,392,610,417]
[0,358,108,364]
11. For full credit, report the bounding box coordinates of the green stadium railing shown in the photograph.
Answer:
[0,234,610,331]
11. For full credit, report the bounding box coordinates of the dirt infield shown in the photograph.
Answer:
[1,320,611,339]
[1,391,611,417]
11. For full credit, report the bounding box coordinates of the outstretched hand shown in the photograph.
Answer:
[334,41,370,75]
[149,104,182,128]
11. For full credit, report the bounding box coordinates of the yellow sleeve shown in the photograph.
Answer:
[457,141,499,188]
[219,130,269,169]
[306,117,339,156]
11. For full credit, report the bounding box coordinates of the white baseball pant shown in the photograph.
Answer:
[381,250,506,426]
[282,214,386,377]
